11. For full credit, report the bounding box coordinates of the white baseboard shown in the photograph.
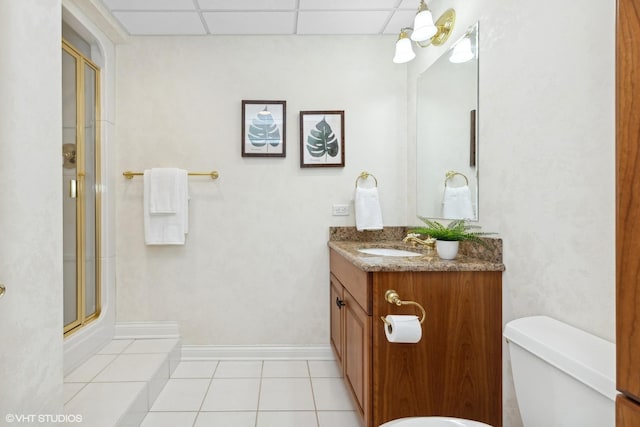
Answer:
[181,345,335,361]
[114,321,180,339]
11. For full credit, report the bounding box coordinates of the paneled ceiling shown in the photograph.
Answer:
[98,0,420,36]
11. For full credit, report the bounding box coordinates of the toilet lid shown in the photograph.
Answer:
[379,416,492,427]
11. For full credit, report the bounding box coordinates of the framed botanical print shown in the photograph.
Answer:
[241,100,286,157]
[299,110,345,168]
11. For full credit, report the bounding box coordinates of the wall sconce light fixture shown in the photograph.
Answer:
[393,3,456,64]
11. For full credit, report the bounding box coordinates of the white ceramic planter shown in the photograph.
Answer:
[436,240,459,260]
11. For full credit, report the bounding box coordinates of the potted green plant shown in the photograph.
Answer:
[409,218,494,260]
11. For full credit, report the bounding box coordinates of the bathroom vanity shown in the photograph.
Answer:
[328,228,504,427]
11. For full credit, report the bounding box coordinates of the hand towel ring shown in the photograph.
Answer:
[444,170,469,187]
[355,171,378,188]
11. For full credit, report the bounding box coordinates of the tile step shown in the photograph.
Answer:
[64,338,181,427]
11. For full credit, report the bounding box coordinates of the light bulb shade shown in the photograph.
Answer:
[393,36,416,64]
[411,10,437,42]
[449,37,474,63]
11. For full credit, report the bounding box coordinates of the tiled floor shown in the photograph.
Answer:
[64,338,360,427]
[141,359,360,427]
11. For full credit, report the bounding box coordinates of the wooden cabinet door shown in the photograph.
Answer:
[330,274,344,368]
[372,271,502,427]
[616,0,640,405]
[343,289,372,426]
[617,396,640,427]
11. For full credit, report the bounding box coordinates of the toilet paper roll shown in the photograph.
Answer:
[383,315,422,343]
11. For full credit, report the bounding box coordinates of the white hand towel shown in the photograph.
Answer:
[355,187,384,231]
[442,185,475,220]
[149,168,180,214]
[144,169,189,245]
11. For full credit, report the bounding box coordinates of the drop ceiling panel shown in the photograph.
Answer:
[113,11,206,35]
[298,11,391,34]
[203,11,296,34]
[197,0,298,10]
[383,10,415,34]
[98,0,421,35]
[103,0,195,11]
[398,0,419,10]
[299,0,400,10]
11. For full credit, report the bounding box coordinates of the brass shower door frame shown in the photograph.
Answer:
[62,39,102,336]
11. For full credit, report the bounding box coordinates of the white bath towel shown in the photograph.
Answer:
[442,185,475,220]
[149,168,180,214]
[355,187,384,231]
[144,169,189,245]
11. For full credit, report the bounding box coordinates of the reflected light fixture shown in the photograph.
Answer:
[393,5,456,64]
[449,36,474,63]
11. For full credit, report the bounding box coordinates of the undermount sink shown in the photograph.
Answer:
[357,248,423,257]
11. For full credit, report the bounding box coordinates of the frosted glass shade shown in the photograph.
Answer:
[449,37,474,63]
[393,37,416,64]
[411,10,437,42]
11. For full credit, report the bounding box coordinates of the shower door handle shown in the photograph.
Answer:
[69,179,77,198]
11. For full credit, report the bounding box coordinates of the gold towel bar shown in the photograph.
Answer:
[380,289,426,325]
[123,170,219,180]
[444,170,468,186]
[355,171,378,188]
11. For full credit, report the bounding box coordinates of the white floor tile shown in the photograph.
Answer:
[259,378,315,411]
[312,378,355,411]
[140,411,198,427]
[123,338,180,354]
[63,382,86,404]
[200,378,261,411]
[214,360,263,378]
[308,360,342,378]
[150,378,210,411]
[262,360,309,378]
[317,411,361,427]
[194,411,257,427]
[65,354,116,383]
[64,382,147,427]
[97,339,134,355]
[93,353,167,382]
[172,361,218,378]
[257,411,319,427]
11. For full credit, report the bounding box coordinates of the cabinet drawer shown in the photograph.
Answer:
[330,249,371,315]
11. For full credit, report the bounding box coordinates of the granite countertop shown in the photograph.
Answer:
[328,227,505,273]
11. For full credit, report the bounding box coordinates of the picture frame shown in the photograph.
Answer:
[241,100,286,157]
[299,110,345,168]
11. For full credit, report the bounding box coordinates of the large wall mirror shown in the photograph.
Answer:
[416,22,479,220]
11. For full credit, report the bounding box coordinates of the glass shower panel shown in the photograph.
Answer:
[62,48,78,329]
[84,63,97,317]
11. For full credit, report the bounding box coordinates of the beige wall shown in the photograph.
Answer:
[407,1,615,426]
[0,0,63,415]
[114,35,408,345]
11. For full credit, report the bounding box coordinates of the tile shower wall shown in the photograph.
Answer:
[114,36,407,345]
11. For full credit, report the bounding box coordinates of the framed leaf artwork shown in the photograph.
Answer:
[241,100,286,157]
[299,110,345,168]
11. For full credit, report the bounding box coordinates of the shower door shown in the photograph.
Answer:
[62,39,101,335]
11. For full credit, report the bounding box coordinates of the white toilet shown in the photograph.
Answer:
[504,315,616,427]
[379,417,491,427]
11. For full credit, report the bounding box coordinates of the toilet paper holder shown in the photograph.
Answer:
[380,289,426,326]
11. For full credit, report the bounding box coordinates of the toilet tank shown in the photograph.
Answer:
[504,316,615,427]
